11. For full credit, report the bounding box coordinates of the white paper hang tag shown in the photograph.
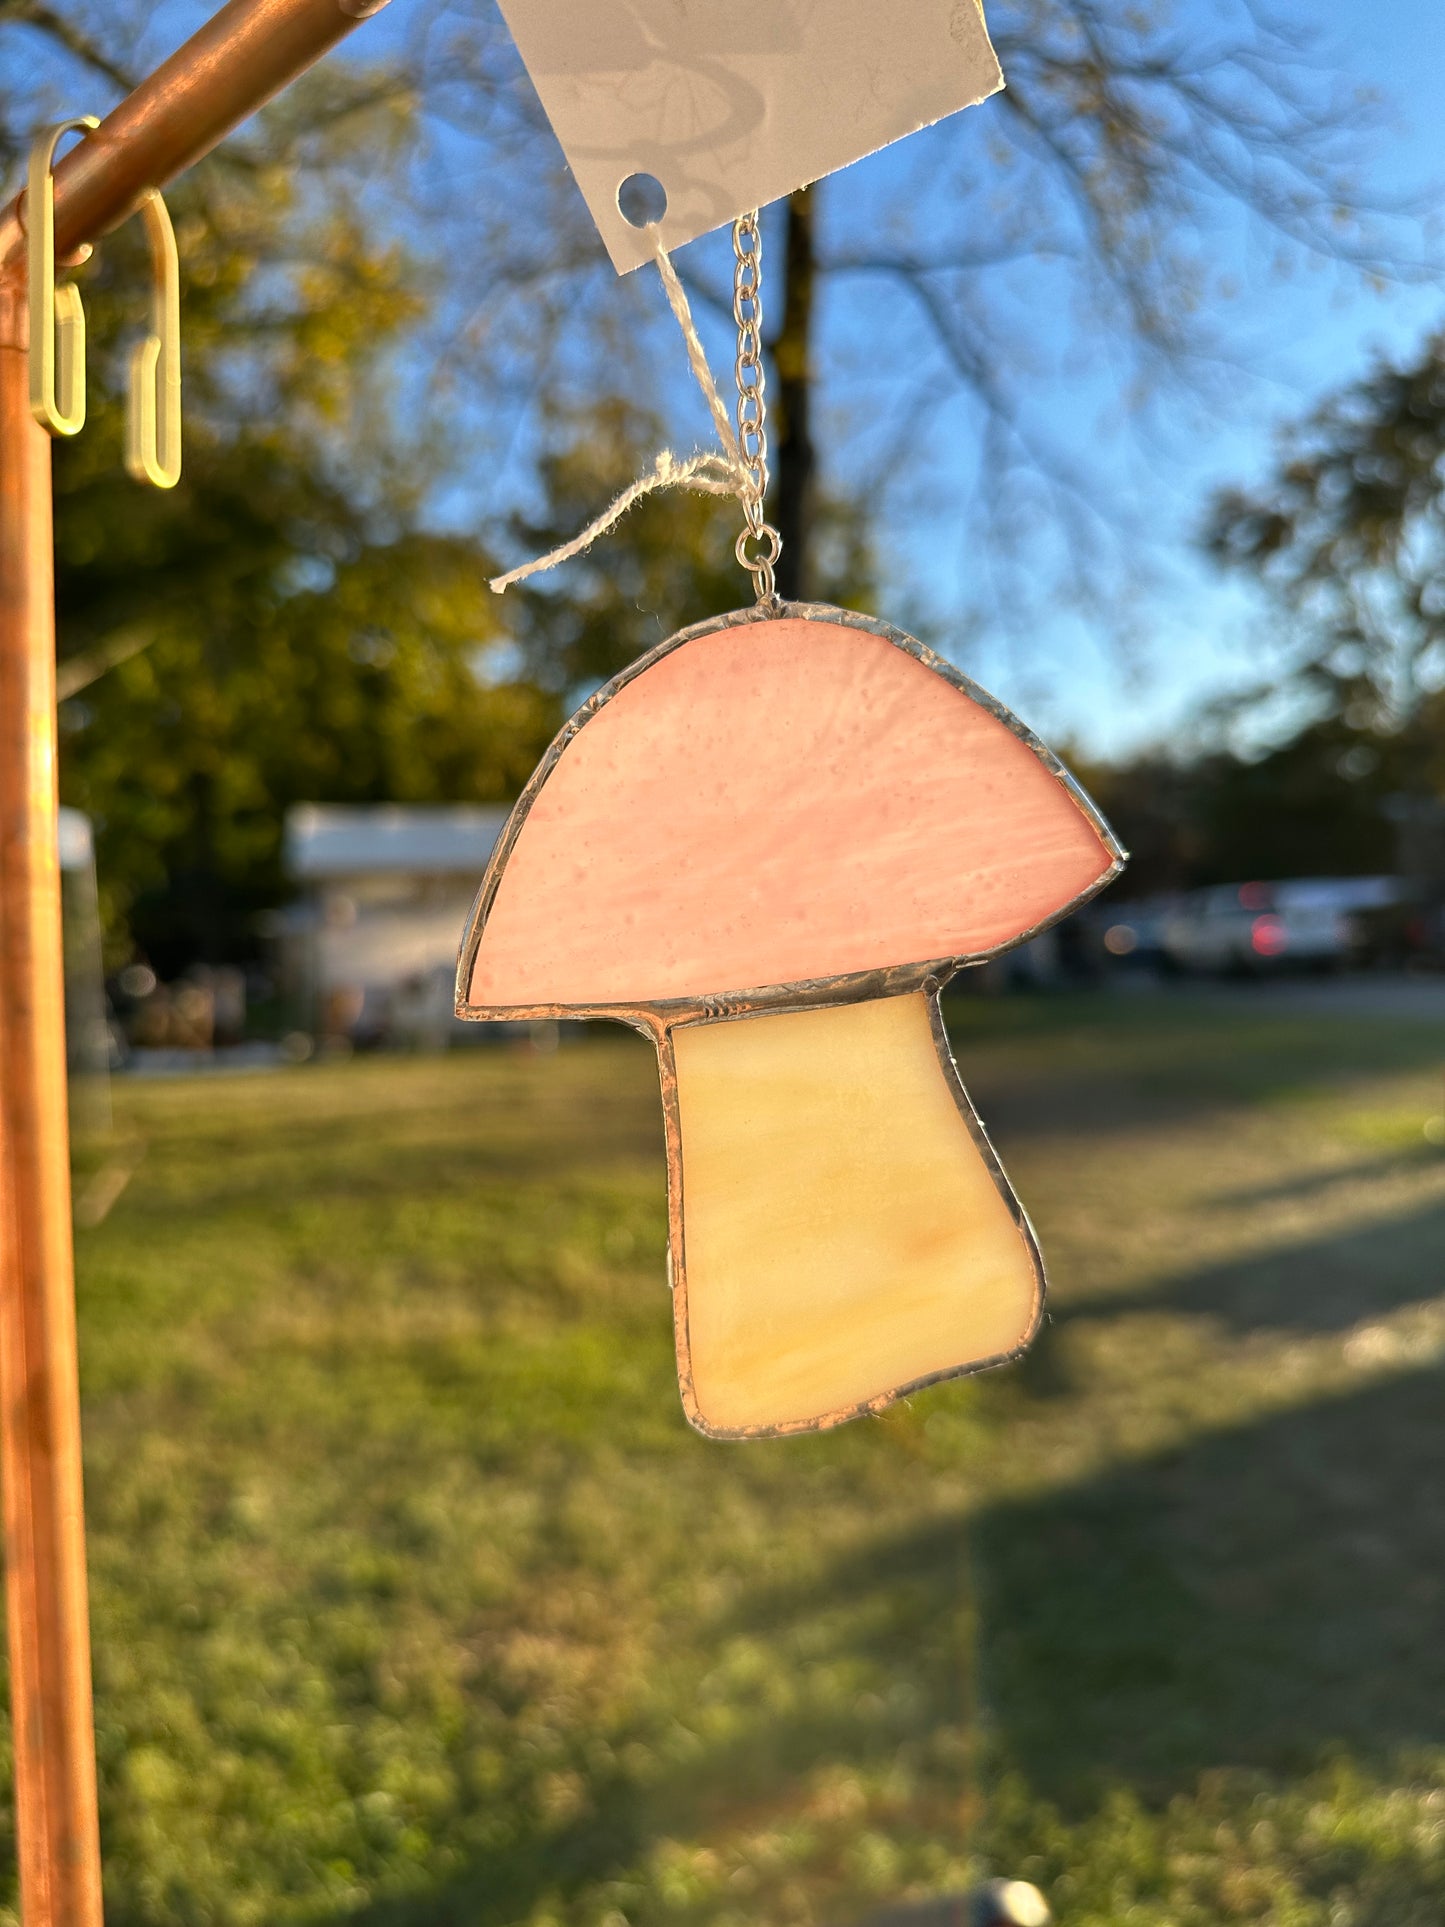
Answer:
[495,0,1004,274]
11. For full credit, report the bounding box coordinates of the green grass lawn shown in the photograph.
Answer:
[15,991,1445,1925]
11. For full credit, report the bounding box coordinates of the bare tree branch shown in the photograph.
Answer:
[0,0,131,94]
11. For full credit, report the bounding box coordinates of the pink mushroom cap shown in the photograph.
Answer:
[460,612,1123,1015]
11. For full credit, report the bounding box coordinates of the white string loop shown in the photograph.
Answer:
[488,220,779,599]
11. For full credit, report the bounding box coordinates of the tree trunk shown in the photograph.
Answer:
[771,186,817,603]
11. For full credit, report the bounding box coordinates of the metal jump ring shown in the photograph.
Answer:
[736,522,781,571]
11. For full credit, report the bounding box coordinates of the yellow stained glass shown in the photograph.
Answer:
[670,990,1042,1436]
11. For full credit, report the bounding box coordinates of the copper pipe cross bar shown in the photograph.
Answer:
[0,0,389,272]
[0,3,389,1920]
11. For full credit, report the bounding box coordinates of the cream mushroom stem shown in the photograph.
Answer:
[651,985,1045,1440]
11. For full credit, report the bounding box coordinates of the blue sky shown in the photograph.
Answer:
[441,0,1445,762]
[892,0,1445,758]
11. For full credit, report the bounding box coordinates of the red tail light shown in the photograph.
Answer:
[1251,915,1288,957]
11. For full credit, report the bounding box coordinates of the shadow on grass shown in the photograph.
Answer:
[984,1194,1444,1804]
[944,992,1445,1143]
[976,1359,1445,1810]
[724,1367,1444,1814]
[327,1200,1442,1924]
[1207,1144,1444,1206]
[1051,1192,1445,1339]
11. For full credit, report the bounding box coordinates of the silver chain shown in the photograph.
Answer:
[731,211,782,603]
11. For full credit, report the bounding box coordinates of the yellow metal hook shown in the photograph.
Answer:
[27,116,100,438]
[125,188,182,489]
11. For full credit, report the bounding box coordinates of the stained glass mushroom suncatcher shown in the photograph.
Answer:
[457,605,1124,1438]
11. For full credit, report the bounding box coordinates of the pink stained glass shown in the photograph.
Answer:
[465,614,1116,1012]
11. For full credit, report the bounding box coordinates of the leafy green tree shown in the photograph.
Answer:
[1205,322,1445,900]
[1209,332,1445,740]
[1077,705,1440,897]
[43,83,557,965]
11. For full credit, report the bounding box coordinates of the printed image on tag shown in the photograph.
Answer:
[495,0,1004,273]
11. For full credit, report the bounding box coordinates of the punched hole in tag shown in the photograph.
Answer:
[617,172,667,229]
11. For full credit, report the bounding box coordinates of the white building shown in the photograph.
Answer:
[276,804,511,1045]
